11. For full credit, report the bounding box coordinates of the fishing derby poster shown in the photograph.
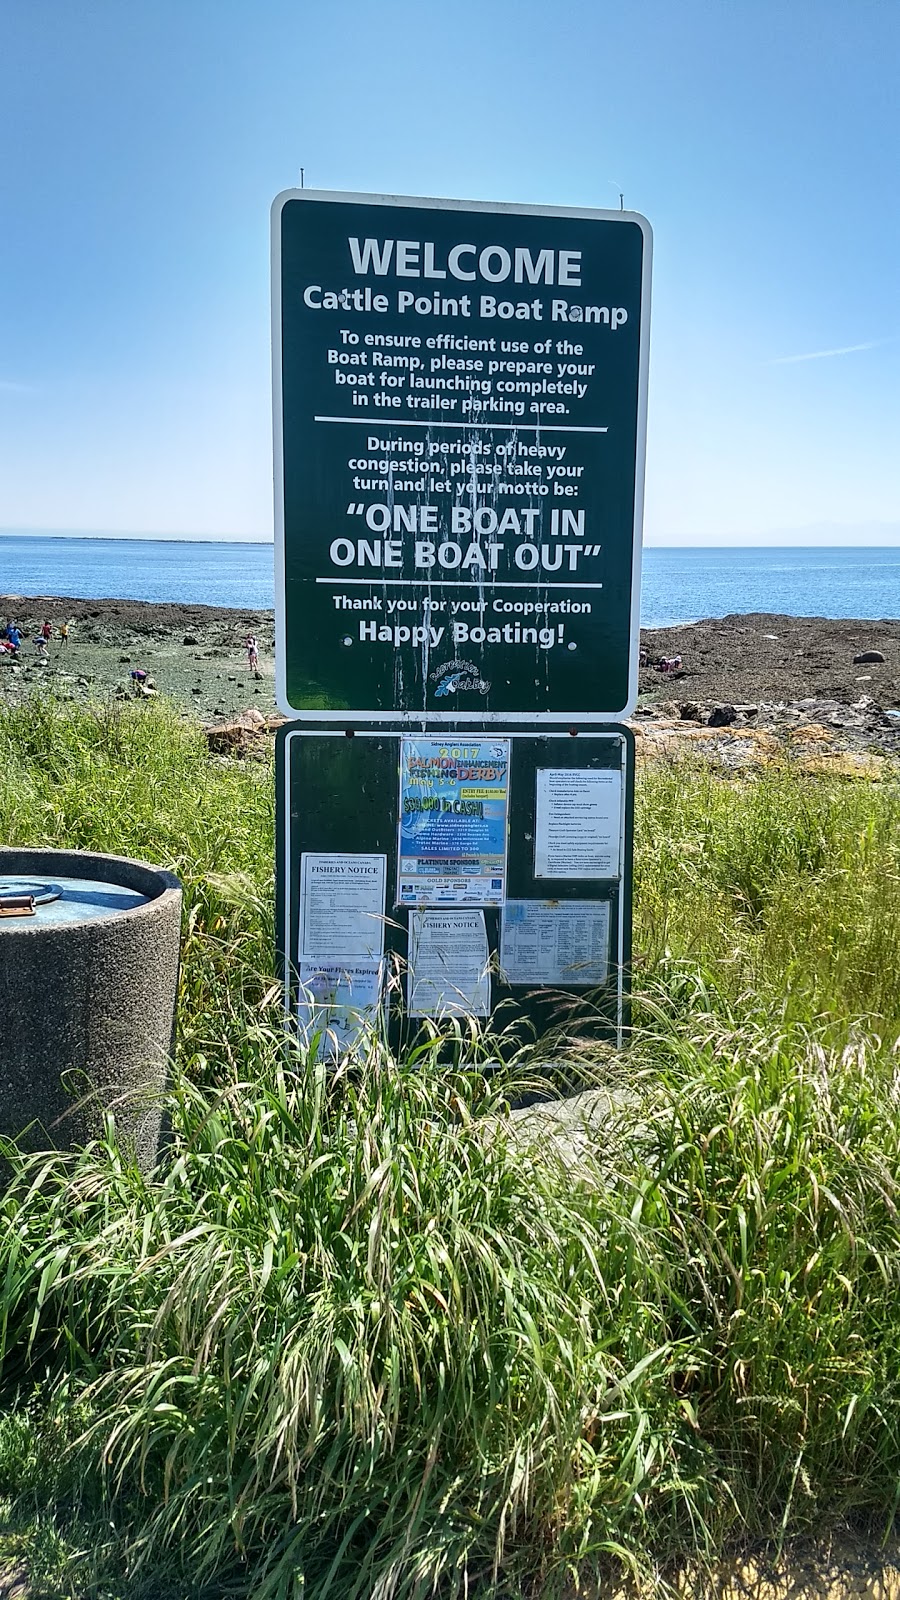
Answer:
[397,738,509,907]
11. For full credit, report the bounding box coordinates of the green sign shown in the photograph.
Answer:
[273,191,651,723]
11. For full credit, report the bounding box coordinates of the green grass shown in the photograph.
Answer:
[0,695,274,1067]
[636,757,900,1032]
[2,700,900,1597]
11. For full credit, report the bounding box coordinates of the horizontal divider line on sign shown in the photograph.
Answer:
[312,578,606,587]
[313,415,609,433]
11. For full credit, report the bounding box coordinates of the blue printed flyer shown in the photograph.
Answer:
[397,739,510,907]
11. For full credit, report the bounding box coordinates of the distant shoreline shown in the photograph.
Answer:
[1,593,273,618]
[4,528,900,550]
[5,534,900,552]
[0,532,273,547]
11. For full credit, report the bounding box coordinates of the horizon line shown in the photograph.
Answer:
[4,529,900,552]
[0,529,273,547]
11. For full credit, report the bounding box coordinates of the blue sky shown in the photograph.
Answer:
[1,0,897,545]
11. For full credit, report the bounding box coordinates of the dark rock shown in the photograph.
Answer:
[679,703,701,721]
[708,704,737,727]
[182,634,199,645]
[829,711,866,729]
[202,707,268,755]
[853,650,885,664]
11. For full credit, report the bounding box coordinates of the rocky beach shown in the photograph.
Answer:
[635,610,900,773]
[2,596,899,768]
[0,595,277,721]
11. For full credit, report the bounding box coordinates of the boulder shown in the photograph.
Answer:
[202,707,276,756]
[708,705,737,728]
[679,703,702,721]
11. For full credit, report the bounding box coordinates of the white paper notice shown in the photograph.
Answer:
[408,910,490,1018]
[534,769,622,879]
[299,854,386,959]
[501,900,610,986]
[297,958,383,1060]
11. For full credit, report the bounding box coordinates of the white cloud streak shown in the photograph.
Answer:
[767,340,883,365]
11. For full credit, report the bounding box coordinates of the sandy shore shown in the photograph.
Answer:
[1,596,899,725]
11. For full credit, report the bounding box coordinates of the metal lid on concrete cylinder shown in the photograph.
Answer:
[0,873,148,926]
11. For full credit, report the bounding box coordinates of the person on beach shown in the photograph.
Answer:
[57,621,69,645]
[40,620,53,642]
[245,634,259,674]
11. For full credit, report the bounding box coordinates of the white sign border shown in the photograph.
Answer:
[271,188,652,725]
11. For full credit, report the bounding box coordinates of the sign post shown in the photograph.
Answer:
[272,189,651,1048]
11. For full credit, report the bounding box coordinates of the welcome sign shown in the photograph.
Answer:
[272,190,651,723]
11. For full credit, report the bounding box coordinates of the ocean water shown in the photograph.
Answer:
[642,546,900,628]
[2,534,900,627]
[0,535,275,612]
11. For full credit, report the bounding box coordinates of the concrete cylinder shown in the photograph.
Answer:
[0,847,182,1172]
